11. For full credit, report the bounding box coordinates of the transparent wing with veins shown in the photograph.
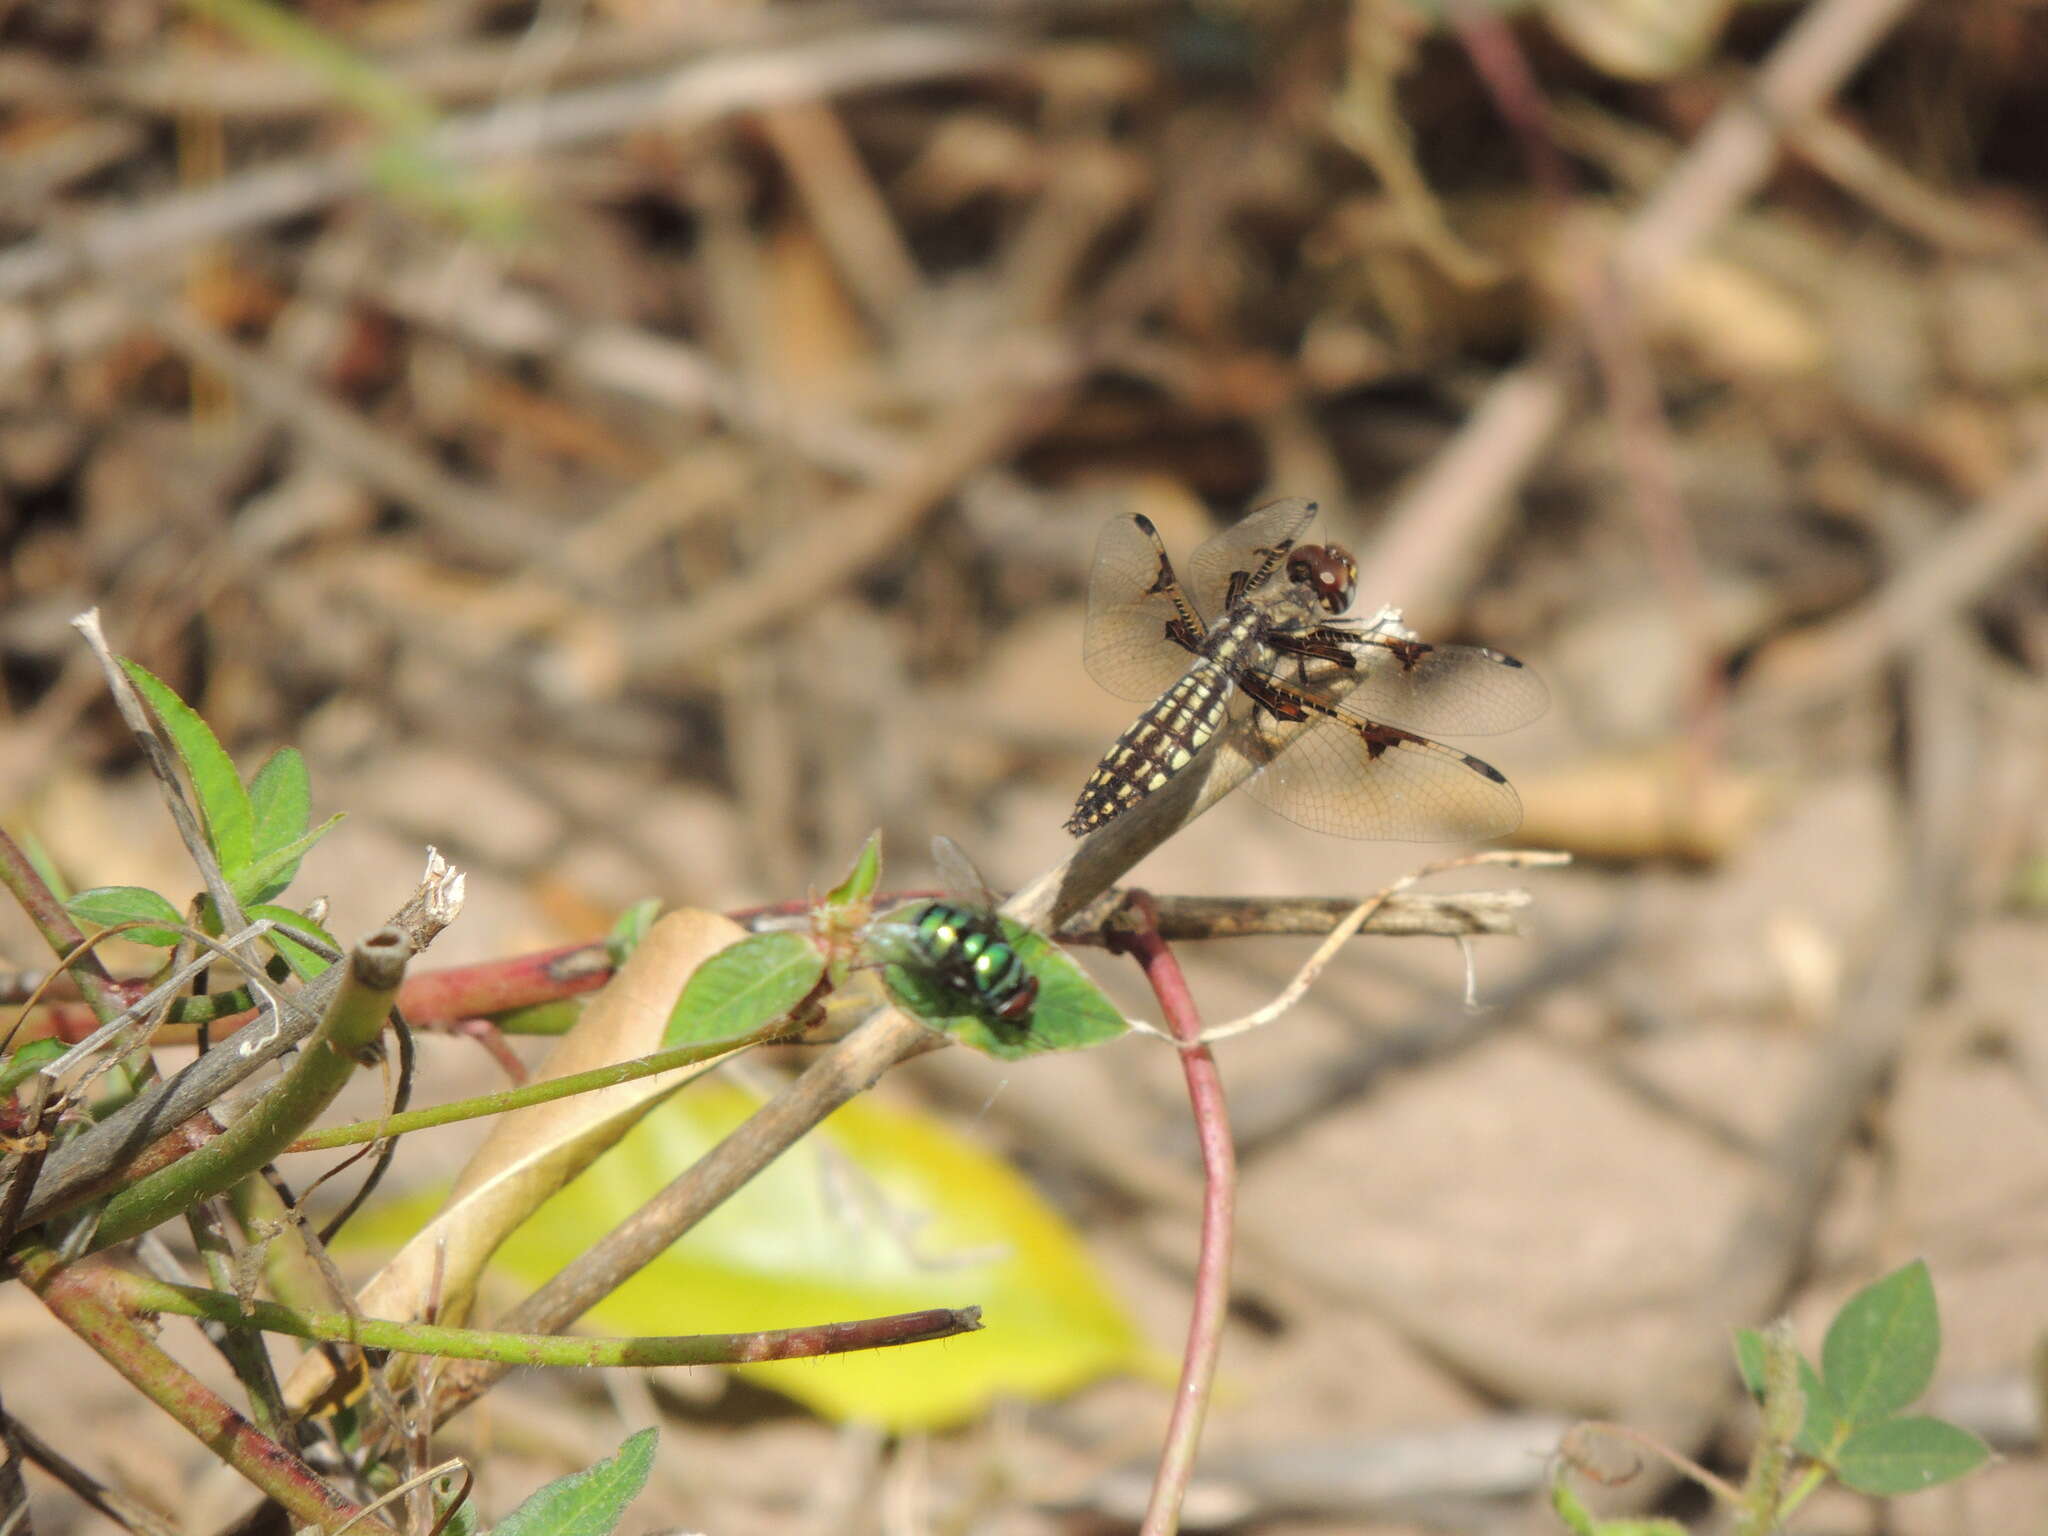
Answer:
[1222,689,1527,842]
[1079,497,1321,703]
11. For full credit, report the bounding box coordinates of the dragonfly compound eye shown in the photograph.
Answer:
[1288,544,1356,615]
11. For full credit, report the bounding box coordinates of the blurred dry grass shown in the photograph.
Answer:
[3,0,2048,1531]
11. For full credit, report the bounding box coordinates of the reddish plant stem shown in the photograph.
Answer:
[1111,892,1235,1536]
[19,1247,388,1534]
[29,940,615,1047]
[0,827,124,1024]
[386,941,614,1020]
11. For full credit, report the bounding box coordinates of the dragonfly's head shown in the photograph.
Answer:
[1287,543,1357,615]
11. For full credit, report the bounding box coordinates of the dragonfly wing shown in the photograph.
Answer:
[1187,497,1321,613]
[1222,702,1525,842]
[1080,514,1210,702]
[1312,636,1549,736]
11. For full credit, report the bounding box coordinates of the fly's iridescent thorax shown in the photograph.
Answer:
[907,901,1038,1022]
[1286,543,1358,616]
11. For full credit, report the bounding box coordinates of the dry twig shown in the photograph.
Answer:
[1360,0,1923,626]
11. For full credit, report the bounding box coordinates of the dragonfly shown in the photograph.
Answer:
[1066,497,1546,842]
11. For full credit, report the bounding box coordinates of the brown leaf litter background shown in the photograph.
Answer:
[2,0,2046,1530]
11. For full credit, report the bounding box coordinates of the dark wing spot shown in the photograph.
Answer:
[1464,752,1509,784]
[1358,721,1429,759]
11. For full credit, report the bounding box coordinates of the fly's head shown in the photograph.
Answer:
[1288,544,1357,615]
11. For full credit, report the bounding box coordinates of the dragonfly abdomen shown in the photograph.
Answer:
[1064,659,1237,834]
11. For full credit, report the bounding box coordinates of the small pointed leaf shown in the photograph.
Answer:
[1833,1416,1990,1495]
[66,886,187,947]
[824,830,884,909]
[1822,1259,1939,1426]
[666,931,823,1045]
[493,1425,655,1536]
[248,904,338,979]
[231,814,344,905]
[1,1038,68,1096]
[120,659,254,872]
[606,898,662,964]
[247,747,312,854]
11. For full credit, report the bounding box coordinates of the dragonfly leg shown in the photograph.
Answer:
[1237,669,1312,725]
[1221,540,1297,612]
[1267,628,1358,686]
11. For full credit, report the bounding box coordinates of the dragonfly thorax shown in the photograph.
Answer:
[1199,568,1326,669]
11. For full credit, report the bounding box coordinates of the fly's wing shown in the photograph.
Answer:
[1080,514,1211,703]
[1219,699,1524,842]
[1302,636,1549,736]
[1186,497,1321,612]
[930,834,1000,911]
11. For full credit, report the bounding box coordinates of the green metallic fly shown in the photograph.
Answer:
[866,836,1037,1026]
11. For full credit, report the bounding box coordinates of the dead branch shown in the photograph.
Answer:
[1359,0,1922,628]
[0,25,1018,302]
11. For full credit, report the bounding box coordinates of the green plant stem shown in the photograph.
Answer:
[188,1198,295,1446]
[83,929,408,1252]
[1113,893,1234,1536]
[1773,1463,1830,1523]
[1735,1317,1802,1535]
[283,1031,763,1154]
[107,1269,980,1367]
[18,1246,389,1535]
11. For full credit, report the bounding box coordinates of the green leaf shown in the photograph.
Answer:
[248,903,338,979]
[246,747,311,853]
[230,814,344,905]
[1734,1326,1841,1459]
[606,898,662,965]
[824,830,884,909]
[1549,1478,1598,1536]
[343,1083,1145,1430]
[1822,1259,1939,1426]
[1833,1416,1991,1495]
[666,932,824,1045]
[872,906,1128,1061]
[493,1425,655,1536]
[66,886,187,947]
[1,1038,68,1096]
[121,659,254,873]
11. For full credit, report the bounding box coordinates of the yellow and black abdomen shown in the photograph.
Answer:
[1064,661,1235,835]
